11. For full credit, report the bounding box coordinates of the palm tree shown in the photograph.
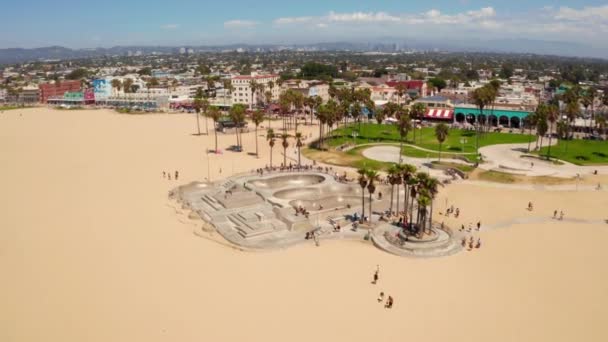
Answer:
[366,169,379,223]
[223,79,233,107]
[267,128,276,168]
[402,164,417,219]
[564,100,580,153]
[264,90,272,108]
[123,78,134,94]
[410,103,426,144]
[421,176,440,234]
[546,104,559,160]
[582,88,596,137]
[524,111,539,152]
[280,133,290,167]
[596,115,607,140]
[111,79,122,94]
[397,108,411,163]
[434,123,449,162]
[229,104,246,149]
[416,193,431,237]
[249,80,260,110]
[251,109,265,158]
[294,132,304,167]
[207,106,221,153]
[536,113,548,153]
[192,87,204,135]
[408,174,419,230]
[387,165,399,215]
[357,168,368,221]
[471,86,491,154]
[395,83,407,105]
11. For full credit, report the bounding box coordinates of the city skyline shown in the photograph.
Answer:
[1,1,608,56]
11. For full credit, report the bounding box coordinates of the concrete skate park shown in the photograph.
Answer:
[170,171,464,257]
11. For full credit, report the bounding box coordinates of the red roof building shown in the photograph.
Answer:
[39,80,82,103]
[385,80,428,97]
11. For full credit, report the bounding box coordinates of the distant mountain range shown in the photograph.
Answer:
[0,39,605,64]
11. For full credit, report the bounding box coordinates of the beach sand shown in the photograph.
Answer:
[1,108,607,342]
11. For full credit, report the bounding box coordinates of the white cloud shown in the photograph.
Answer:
[327,11,401,23]
[161,24,179,30]
[554,5,608,21]
[274,16,313,24]
[224,20,258,29]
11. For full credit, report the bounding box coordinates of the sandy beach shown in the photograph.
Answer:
[1,108,607,342]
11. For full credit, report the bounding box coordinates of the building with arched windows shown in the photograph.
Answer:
[453,105,531,128]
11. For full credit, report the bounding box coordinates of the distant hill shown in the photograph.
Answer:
[0,39,605,64]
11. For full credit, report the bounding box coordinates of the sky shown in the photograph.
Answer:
[2,0,608,52]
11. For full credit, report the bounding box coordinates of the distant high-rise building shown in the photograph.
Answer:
[179,47,186,54]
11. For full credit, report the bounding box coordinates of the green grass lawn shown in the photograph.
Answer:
[0,105,21,111]
[537,139,608,165]
[328,123,532,154]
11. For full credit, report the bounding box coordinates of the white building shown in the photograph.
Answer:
[231,73,280,108]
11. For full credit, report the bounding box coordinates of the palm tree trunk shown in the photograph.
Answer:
[389,184,394,214]
[438,142,442,162]
[361,189,365,220]
[369,193,373,223]
[395,184,400,216]
[196,112,201,135]
[255,126,259,158]
[527,124,533,152]
[428,200,434,233]
[270,147,273,168]
[214,121,218,153]
[547,123,553,160]
[297,147,301,167]
[205,113,209,135]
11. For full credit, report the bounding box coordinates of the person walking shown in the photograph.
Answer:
[476,221,481,231]
[553,210,558,219]
[175,170,179,180]
[372,265,379,284]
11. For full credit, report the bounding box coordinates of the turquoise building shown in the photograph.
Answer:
[453,106,531,128]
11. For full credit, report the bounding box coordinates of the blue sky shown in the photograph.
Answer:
[2,1,608,49]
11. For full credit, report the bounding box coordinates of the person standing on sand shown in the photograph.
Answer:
[163,171,166,179]
[553,210,558,219]
[377,292,385,303]
[559,211,564,221]
[175,171,179,180]
[372,265,379,284]
[476,221,481,231]
[385,296,393,309]
[168,173,172,180]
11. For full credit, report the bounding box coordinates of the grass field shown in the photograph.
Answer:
[328,123,532,154]
[0,105,21,111]
[537,139,608,165]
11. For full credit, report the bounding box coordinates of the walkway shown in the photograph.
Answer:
[478,140,608,178]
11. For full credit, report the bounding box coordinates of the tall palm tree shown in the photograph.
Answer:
[206,107,221,154]
[471,86,491,153]
[525,110,539,152]
[402,165,417,219]
[366,169,379,223]
[280,133,290,167]
[251,109,265,158]
[111,79,122,94]
[434,123,449,162]
[396,108,411,163]
[193,87,204,135]
[223,79,233,107]
[564,100,580,153]
[395,83,407,105]
[357,168,368,221]
[416,192,431,237]
[123,78,134,94]
[387,165,399,214]
[267,128,276,168]
[546,104,559,160]
[536,112,548,153]
[582,88,596,137]
[294,132,303,167]
[264,90,272,108]
[408,174,419,229]
[229,104,246,149]
[421,176,440,234]
[596,115,606,140]
[249,80,260,110]
[410,103,426,144]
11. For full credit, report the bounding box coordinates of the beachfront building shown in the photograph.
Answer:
[95,92,169,111]
[47,89,96,107]
[281,80,330,102]
[385,80,429,98]
[453,105,530,128]
[231,73,280,108]
[16,86,40,104]
[39,80,81,103]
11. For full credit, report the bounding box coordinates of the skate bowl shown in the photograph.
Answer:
[289,196,361,212]
[247,174,326,190]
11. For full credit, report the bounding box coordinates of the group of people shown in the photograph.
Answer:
[445,205,460,218]
[461,236,482,251]
[553,210,565,221]
[295,205,310,218]
[163,171,179,181]
[459,221,481,233]
[372,266,394,309]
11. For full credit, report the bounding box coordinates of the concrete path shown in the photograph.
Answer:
[478,140,608,178]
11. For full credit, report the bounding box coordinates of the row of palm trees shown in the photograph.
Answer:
[265,128,304,168]
[356,165,440,234]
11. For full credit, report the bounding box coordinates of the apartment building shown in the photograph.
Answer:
[231,73,280,108]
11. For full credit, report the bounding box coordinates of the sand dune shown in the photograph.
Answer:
[1,108,607,342]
